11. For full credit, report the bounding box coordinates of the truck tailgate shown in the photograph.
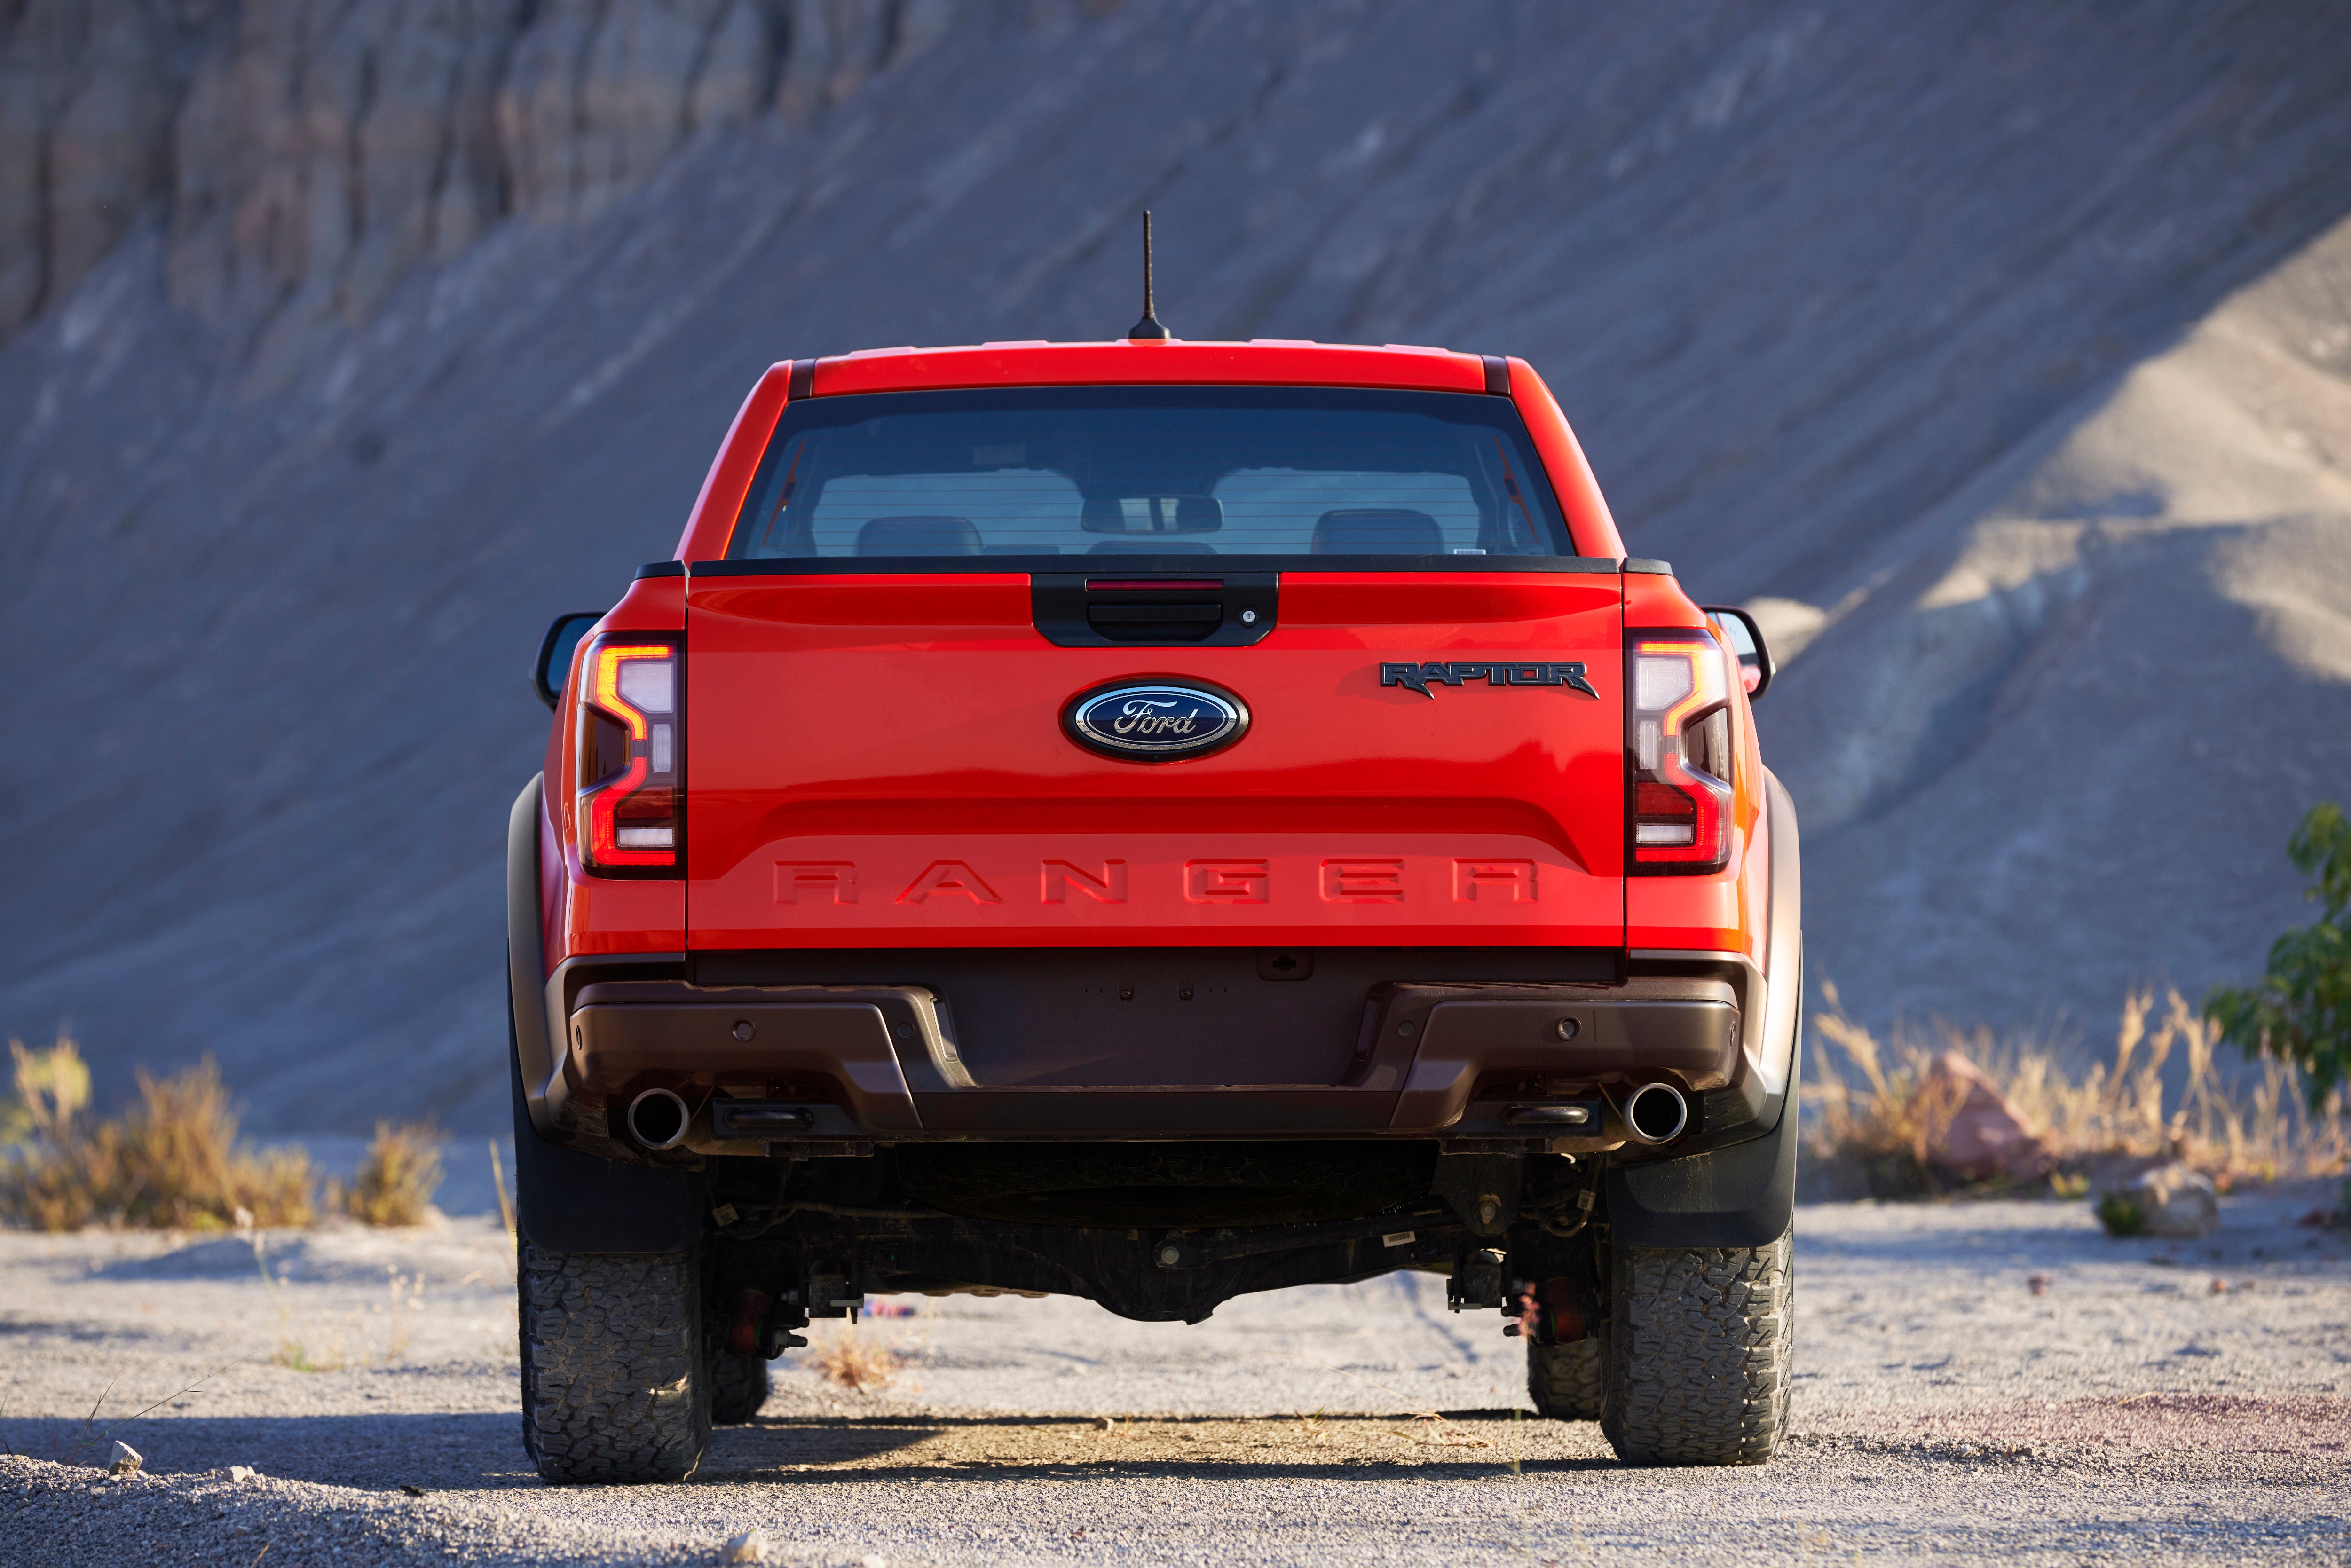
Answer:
[684,572,1624,950]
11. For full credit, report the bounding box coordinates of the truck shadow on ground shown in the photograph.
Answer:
[702,1408,1621,1483]
[0,1409,1621,1492]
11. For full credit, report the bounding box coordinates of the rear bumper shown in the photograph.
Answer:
[554,970,1741,1152]
[508,771,1804,1163]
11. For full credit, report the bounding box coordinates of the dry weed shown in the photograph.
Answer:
[802,1321,908,1392]
[1806,984,2350,1197]
[328,1122,443,1226]
[1,1057,313,1230]
[243,1224,426,1371]
[378,1266,427,1361]
[4,1031,90,1145]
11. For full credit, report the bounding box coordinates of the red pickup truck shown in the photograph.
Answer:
[507,337,1802,1481]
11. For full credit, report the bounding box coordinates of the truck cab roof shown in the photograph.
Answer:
[672,340,1626,560]
[801,339,1499,397]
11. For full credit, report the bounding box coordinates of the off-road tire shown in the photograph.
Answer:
[708,1348,773,1425]
[1598,1224,1793,1466]
[1526,1329,1608,1421]
[519,1243,711,1483]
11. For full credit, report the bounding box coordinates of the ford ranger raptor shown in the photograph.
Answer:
[509,336,1800,1481]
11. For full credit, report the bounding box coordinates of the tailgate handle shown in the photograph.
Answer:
[1088,602,1223,624]
[1032,572,1278,648]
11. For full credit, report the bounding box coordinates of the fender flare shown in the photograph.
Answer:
[1607,772,1804,1249]
[506,774,703,1254]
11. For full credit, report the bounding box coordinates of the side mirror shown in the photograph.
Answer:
[1703,605,1774,700]
[533,611,607,711]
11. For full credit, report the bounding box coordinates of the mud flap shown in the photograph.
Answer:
[1604,1026,1800,1250]
[509,1007,706,1253]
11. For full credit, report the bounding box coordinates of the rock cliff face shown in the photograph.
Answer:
[0,1,2347,1129]
[0,0,947,358]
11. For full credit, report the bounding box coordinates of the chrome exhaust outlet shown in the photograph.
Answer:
[1622,1081,1689,1146]
[625,1087,692,1150]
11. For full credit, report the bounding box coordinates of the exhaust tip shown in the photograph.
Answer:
[627,1087,691,1149]
[1623,1082,1688,1145]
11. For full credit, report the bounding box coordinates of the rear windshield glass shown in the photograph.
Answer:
[724,386,1577,561]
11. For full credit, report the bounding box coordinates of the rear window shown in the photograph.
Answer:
[724,386,1579,562]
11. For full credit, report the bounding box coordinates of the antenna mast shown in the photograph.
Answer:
[1127,210,1169,340]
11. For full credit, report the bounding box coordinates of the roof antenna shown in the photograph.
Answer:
[1127,210,1170,340]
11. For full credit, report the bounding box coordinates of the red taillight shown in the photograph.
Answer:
[1628,632,1731,873]
[577,638,681,876]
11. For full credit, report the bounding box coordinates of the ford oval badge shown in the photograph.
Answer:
[1063,679,1249,763]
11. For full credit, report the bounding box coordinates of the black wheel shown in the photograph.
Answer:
[1599,1223,1794,1466]
[708,1346,773,1425]
[1527,1329,1607,1421]
[519,1243,712,1483]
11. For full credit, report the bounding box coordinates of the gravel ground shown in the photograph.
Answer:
[3,1182,2346,1566]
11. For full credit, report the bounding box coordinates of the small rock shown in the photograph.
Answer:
[228,1465,260,1484]
[718,1528,767,1564]
[108,1441,142,1476]
[1094,1416,1114,1432]
[2208,1277,2229,1294]
[2095,1162,2220,1239]
[1919,1052,2054,1182]
[399,1483,426,1497]
[2027,1274,2050,1296]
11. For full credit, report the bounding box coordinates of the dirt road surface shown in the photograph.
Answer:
[3,1182,2346,1565]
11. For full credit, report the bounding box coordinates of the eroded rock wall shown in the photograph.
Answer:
[0,0,2345,1130]
[0,0,946,347]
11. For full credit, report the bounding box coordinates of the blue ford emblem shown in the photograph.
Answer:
[1063,679,1249,762]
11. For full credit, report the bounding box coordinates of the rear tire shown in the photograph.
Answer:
[1526,1330,1608,1421]
[1599,1223,1794,1466]
[519,1244,712,1483]
[709,1347,773,1425]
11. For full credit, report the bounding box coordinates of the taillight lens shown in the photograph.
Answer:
[576,638,681,877]
[1628,631,1732,873]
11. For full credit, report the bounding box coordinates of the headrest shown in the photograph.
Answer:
[856,515,981,556]
[1310,508,1444,555]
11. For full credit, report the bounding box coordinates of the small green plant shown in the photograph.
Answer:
[2207,803,2351,1108]
[2093,1192,2147,1237]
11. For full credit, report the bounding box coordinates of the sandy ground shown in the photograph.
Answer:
[2,1182,2346,1566]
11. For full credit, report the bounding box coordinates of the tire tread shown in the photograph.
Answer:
[709,1349,772,1426]
[1599,1226,1793,1466]
[519,1244,711,1483]
[1526,1331,1607,1421]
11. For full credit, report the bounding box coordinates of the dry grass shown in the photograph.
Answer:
[4,1031,90,1146]
[1806,983,2351,1198]
[0,1057,314,1231]
[327,1122,444,1226]
[802,1320,912,1392]
[244,1226,428,1371]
